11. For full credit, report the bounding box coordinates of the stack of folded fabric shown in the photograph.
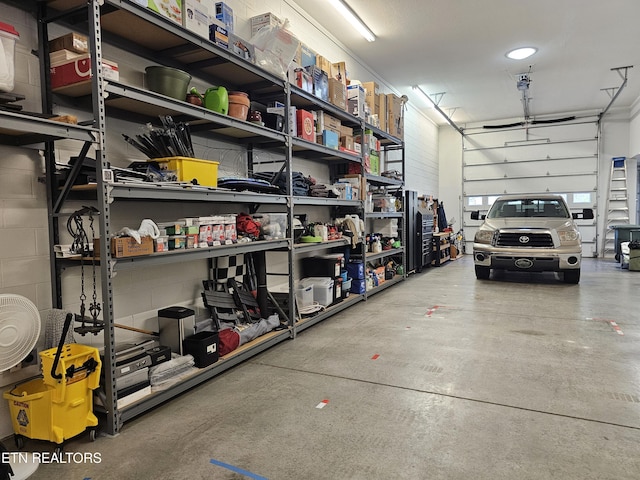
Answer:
[310,184,329,197]
[252,171,311,196]
[306,175,337,198]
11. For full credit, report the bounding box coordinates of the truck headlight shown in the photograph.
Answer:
[475,230,495,243]
[558,230,579,242]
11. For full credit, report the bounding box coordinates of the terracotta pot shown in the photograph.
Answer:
[185,93,203,106]
[228,91,250,120]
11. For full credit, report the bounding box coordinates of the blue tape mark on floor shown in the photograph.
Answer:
[210,458,268,479]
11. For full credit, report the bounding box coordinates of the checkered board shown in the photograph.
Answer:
[213,255,246,289]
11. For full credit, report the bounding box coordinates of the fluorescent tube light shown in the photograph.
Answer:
[328,0,376,42]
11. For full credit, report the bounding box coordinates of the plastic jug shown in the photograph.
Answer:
[190,86,228,114]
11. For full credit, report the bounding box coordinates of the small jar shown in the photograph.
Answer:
[248,110,262,123]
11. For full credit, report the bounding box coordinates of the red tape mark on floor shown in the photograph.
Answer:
[425,305,440,317]
[587,318,624,336]
[607,321,624,336]
[371,354,380,360]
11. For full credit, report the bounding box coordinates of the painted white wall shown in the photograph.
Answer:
[0,1,438,437]
[437,126,463,232]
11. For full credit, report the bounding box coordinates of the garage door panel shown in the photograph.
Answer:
[462,119,600,255]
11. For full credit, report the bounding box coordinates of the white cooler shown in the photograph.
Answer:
[0,21,19,92]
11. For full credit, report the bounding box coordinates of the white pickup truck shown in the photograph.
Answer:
[471,194,594,284]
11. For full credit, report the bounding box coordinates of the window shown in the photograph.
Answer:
[488,196,500,206]
[573,193,592,203]
[468,196,483,206]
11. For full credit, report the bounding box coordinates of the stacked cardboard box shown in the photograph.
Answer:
[347,84,366,119]
[387,94,404,139]
[328,78,346,110]
[361,81,380,127]
[250,12,281,36]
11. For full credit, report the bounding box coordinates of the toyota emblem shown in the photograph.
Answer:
[519,235,530,244]
[515,258,534,269]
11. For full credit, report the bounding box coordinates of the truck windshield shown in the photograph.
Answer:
[487,199,570,219]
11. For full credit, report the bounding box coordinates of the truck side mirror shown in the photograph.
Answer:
[572,208,594,220]
[471,211,486,220]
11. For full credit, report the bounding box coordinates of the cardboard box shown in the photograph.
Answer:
[328,78,346,110]
[317,130,339,149]
[347,84,366,119]
[50,55,119,91]
[340,135,354,151]
[304,65,328,102]
[147,0,183,24]
[361,81,380,113]
[296,109,315,142]
[315,111,341,136]
[49,49,83,64]
[339,174,366,200]
[250,12,281,37]
[215,2,234,33]
[111,236,154,258]
[315,54,332,75]
[378,93,387,131]
[331,61,348,85]
[209,22,229,49]
[363,153,371,173]
[370,152,380,175]
[228,32,254,62]
[387,93,404,138]
[267,103,297,135]
[183,0,210,39]
[49,32,88,54]
[339,124,354,137]
[297,42,317,67]
[294,68,313,94]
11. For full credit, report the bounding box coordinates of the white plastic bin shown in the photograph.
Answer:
[300,277,334,307]
[269,283,313,308]
[0,21,19,92]
[295,284,313,308]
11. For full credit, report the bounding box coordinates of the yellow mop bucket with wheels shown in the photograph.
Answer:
[3,313,101,448]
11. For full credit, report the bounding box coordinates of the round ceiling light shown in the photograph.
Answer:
[506,47,537,60]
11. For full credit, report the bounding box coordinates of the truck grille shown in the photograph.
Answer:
[495,232,554,247]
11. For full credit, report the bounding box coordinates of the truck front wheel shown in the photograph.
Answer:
[562,269,580,284]
[475,265,490,280]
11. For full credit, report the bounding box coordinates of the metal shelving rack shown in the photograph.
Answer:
[363,170,406,297]
[4,0,406,436]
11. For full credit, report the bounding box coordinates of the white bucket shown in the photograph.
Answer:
[0,21,19,92]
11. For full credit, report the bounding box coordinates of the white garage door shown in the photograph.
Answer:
[462,118,599,256]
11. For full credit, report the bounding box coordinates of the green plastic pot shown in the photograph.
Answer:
[145,65,192,101]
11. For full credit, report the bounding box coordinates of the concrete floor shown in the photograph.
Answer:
[13,255,640,479]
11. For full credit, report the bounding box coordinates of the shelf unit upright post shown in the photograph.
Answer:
[40,0,120,436]
[360,126,406,298]
[87,0,120,437]
[283,82,297,336]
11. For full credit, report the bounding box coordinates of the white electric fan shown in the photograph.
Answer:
[0,294,41,479]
